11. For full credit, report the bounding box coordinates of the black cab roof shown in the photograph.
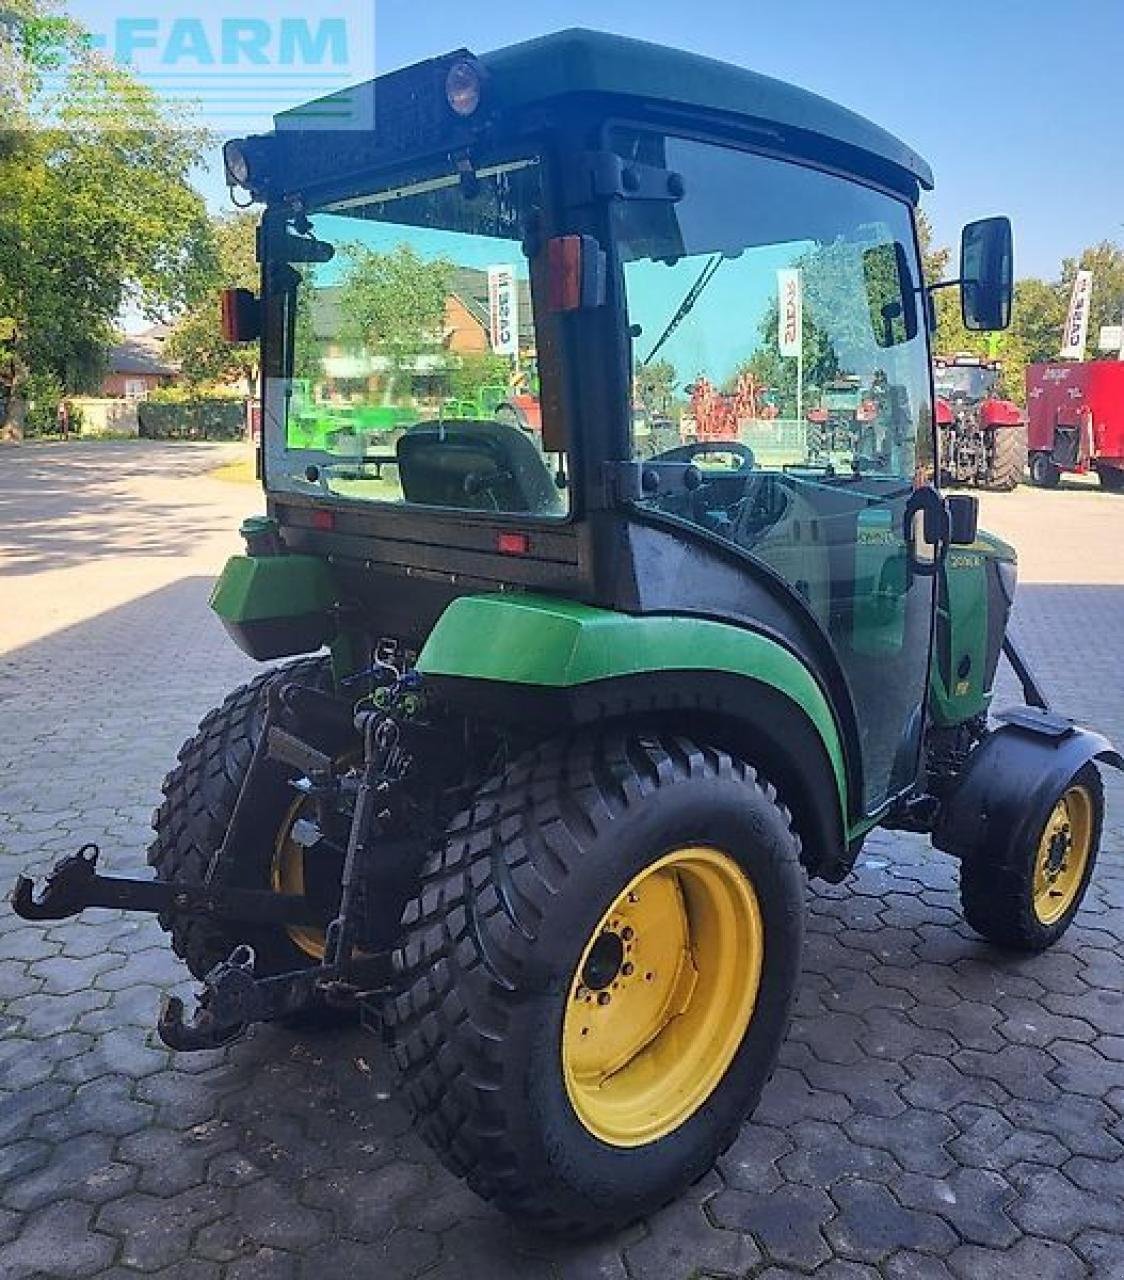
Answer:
[272,28,932,202]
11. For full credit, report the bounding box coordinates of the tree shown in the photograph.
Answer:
[916,209,951,286]
[1062,241,1124,355]
[336,244,453,400]
[166,213,260,395]
[0,3,212,439]
[635,359,680,417]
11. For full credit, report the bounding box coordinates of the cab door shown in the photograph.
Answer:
[613,128,938,815]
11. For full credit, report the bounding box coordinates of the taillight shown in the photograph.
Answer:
[546,235,607,313]
[312,510,335,532]
[496,531,531,556]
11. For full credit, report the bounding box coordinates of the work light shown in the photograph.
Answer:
[445,59,485,117]
[223,139,253,190]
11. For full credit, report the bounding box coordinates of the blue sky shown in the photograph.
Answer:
[75,0,1123,281]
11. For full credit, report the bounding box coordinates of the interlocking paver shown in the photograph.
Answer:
[710,1183,834,1270]
[948,1236,1088,1280]
[1,444,1123,1276]
[891,1167,1019,1248]
[623,1198,760,1280]
[824,1180,957,1264]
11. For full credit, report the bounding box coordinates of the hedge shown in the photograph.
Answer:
[137,401,245,441]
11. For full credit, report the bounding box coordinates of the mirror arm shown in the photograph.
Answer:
[926,278,962,294]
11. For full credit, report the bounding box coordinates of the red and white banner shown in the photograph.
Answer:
[777,268,803,358]
[1061,270,1093,361]
[488,265,519,356]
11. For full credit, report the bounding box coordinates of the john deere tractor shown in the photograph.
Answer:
[13,30,1120,1235]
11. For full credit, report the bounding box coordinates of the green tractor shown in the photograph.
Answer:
[14,30,1121,1235]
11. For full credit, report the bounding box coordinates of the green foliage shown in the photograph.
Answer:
[635,359,680,416]
[166,213,260,393]
[448,353,510,404]
[337,244,453,391]
[1062,242,1124,353]
[0,1,212,439]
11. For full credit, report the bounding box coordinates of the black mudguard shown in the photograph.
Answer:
[933,707,1123,859]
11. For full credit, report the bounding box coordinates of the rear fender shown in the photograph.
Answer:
[417,594,852,876]
[933,707,1123,859]
[981,399,1025,428]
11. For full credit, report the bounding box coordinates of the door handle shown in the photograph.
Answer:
[903,485,949,572]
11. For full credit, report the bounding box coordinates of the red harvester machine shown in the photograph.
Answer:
[933,354,1027,491]
[1025,361,1124,490]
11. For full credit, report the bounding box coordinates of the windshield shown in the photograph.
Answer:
[933,364,997,401]
[264,155,568,518]
[617,130,931,479]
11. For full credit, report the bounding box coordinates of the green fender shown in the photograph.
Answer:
[418,593,849,822]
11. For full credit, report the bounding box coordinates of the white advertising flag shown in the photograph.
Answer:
[488,265,519,356]
[777,268,803,358]
[1061,270,1093,361]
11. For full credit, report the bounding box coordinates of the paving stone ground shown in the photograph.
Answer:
[1,441,1122,1279]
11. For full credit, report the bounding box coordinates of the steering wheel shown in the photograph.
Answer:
[652,440,756,471]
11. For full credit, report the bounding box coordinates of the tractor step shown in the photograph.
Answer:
[10,844,331,928]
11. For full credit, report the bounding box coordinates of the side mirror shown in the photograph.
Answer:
[220,288,261,344]
[947,493,979,546]
[961,217,1013,331]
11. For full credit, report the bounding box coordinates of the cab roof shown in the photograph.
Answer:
[273,28,933,202]
[479,30,933,193]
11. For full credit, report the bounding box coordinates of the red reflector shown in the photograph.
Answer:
[312,510,335,532]
[497,531,531,556]
[547,236,583,312]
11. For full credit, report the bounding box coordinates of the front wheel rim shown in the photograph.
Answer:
[561,846,763,1147]
[1032,786,1094,925]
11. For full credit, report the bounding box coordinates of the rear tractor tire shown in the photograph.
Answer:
[385,733,806,1235]
[147,657,340,988]
[981,427,1027,492]
[1029,451,1060,489]
[959,763,1104,951]
[1096,465,1124,493]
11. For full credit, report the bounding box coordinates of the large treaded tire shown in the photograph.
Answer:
[1097,465,1124,493]
[980,427,1027,492]
[384,732,805,1235]
[959,763,1103,952]
[147,657,333,981]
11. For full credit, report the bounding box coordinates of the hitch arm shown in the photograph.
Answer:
[11,844,331,927]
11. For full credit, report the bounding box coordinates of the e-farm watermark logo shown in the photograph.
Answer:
[74,1,376,132]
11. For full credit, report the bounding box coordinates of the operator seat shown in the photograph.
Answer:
[396,419,564,515]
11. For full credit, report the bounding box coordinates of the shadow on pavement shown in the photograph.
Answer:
[0,441,247,578]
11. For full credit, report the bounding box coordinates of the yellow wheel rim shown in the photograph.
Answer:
[272,796,327,961]
[1032,785,1094,926]
[561,846,763,1147]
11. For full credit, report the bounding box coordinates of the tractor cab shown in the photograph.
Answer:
[933,353,1001,405]
[219,30,1013,822]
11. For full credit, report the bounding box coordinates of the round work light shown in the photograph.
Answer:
[446,59,485,117]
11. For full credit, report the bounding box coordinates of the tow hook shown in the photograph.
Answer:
[11,844,102,921]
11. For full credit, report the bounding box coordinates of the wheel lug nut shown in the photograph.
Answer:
[597,992,611,1006]
[622,963,634,977]
[621,927,635,942]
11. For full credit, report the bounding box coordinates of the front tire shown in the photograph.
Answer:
[385,733,805,1234]
[1096,465,1124,492]
[959,763,1103,951]
[1029,451,1060,488]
